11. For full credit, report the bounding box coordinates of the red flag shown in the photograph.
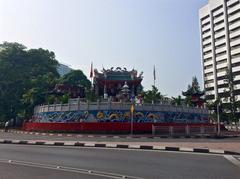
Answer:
[90,62,93,78]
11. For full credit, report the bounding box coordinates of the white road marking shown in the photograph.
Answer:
[0,159,144,179]
[224,155,240,168]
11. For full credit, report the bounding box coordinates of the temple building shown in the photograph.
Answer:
[93,67,143,101]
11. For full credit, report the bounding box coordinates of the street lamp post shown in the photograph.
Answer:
[130,103,134,135]
[217,103,221,135]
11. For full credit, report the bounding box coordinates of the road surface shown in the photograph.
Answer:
[0,144,239,179]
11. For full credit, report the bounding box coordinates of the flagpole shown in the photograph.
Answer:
[153,65,156,87]
[90,62,93,87]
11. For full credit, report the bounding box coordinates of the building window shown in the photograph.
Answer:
[204,50,212,55]
[205,72,214,77]
[217,59,227,65]
[230,26,240,33]
[204,57,212,62]
[229,17,240,25]
[214,19,224,26]
[230,35,240,41]
[231,44,240,50]
[228,1,239,8]
[215,43,226,49]
[231,53,240,59]
[204,64,213,70]
[205,79,214,84]
[203,36,211,41]
[202,22,210,28]
[215,27,225,34]
[215,35,225,41]
[203,42,211,48]
[214,12,224,19]
[228,8,240,16]
[216,51,227,57]
[212,5,223,13]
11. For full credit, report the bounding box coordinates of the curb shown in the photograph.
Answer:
[2,130,239,139]
[0,139,239,155]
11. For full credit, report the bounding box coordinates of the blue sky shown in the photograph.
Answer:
[0,0,208,97]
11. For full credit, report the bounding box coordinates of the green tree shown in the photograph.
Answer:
[141,85,166,103]
[171,95,183,106]
[59,70,91,88]
[222,68,238,124]
[22,72,58,118]
[0,42,59,121]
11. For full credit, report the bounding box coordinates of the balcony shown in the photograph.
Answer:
[204,75,214,81]
[214,23,225,32]
[231,56,240,63]
[230,29,240,38]
[228,11,240,22]
[217,71,227,77]
[213,8,224,17]
[204,68,214,74]
[215,38,226,46]
[234,75,240,81]
[218,87,228,93]
[205,82,214,88]
[217,79,225,85]
[217,62,228,69]
[204,59,213,66]
[203,38,212,45]
[214,15,224,24]
[231,47,240,56]
[230,38,240,47]
[204,53,212,59]
[229,20,240,31]
[202,31,211,39]
[216,53,227,61]
[215,47,226,54]
[203,45,212,52]
[214,30,225,39]
[232,65,240,72]
[228,3,240,15]
[202,24,211,32]
[227,0,239,7]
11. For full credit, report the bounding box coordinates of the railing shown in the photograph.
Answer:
[225,125,240,131]
[34,100,208,115]
[152,125,217,136]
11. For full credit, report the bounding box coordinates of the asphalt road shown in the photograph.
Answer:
[0,144,239,179]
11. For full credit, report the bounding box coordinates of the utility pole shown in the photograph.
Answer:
[217,102,220,136]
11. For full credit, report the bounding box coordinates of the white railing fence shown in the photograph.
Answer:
[152,125,217,136]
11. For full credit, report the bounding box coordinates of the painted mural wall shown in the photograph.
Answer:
[33,110,208,124]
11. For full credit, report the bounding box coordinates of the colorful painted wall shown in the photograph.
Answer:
[33,110,208,124]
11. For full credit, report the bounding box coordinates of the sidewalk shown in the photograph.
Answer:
[1,129,240,154]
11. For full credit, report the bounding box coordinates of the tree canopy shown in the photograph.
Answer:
[0,42,59,121]
[141,85,167,103]
[58,70,91,89]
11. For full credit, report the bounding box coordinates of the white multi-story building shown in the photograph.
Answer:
[199,0,240,103]
[57,63,72,76]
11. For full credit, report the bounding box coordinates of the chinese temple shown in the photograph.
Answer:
[182,77,205,107]
[93,67,143,101]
